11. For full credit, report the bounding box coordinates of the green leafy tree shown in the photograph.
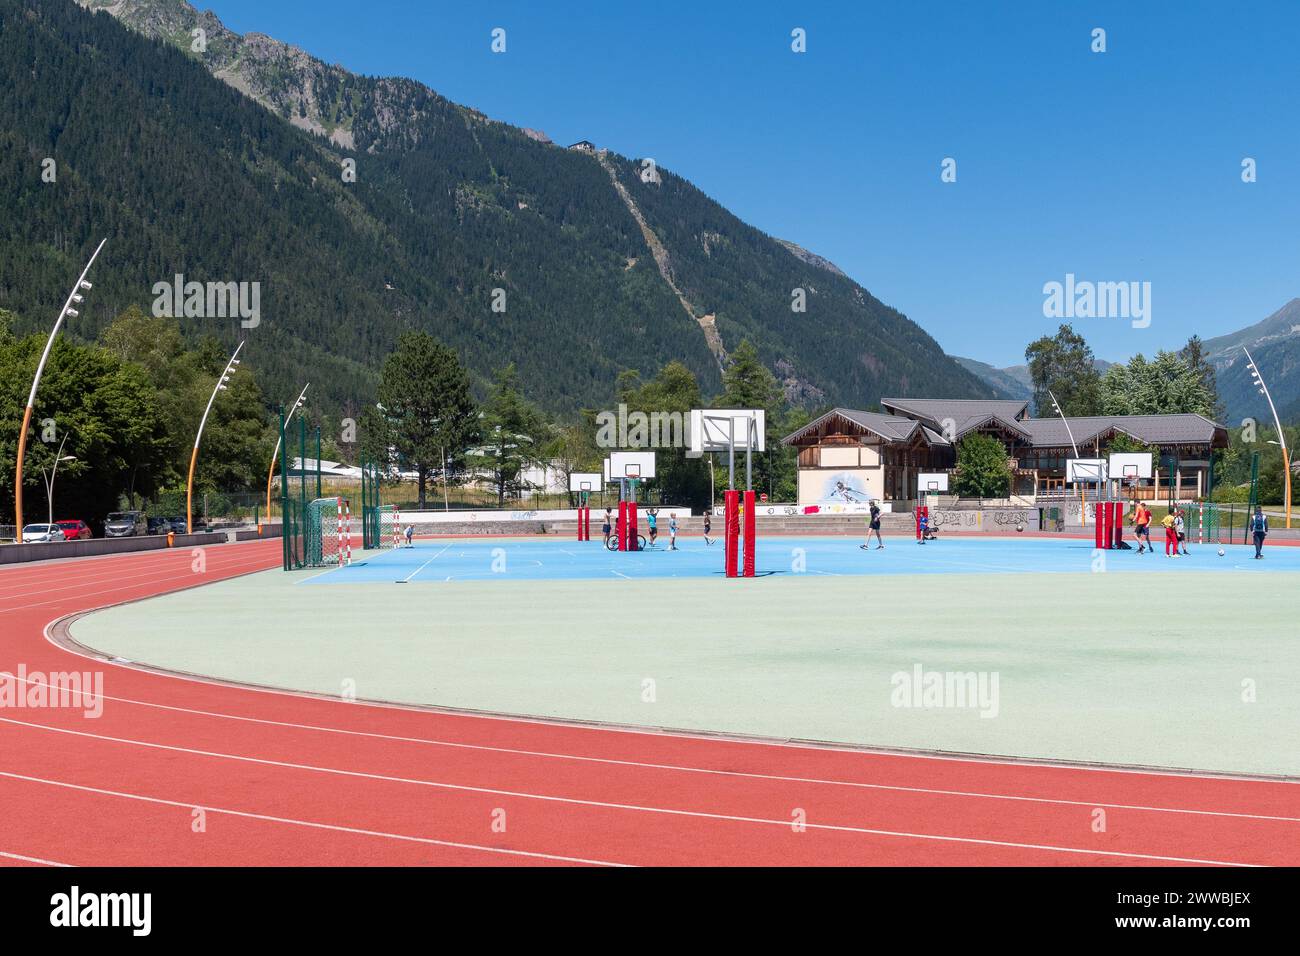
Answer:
[1099,352,1215,417]
[473,363,547,506]
[1178,335,1224,422]
[1025,324,1102,416]
[952,433,1012,498]
[0,332,170,526]
[376,331,478,510]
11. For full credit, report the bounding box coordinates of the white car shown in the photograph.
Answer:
[22,523,67,543]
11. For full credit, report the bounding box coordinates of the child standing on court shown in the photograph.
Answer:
[1161,509,1178,557]
[646,508,658,547]
[861,500,884,550]
[668,513,678,550]
[1250,505,1269,559]
[602,508,613,545]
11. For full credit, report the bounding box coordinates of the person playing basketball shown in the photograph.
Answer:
[917,511,929,544]
[1132,500,1152,553]
[645,507,658,547]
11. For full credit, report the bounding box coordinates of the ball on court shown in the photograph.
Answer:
[1217,548,1225,556]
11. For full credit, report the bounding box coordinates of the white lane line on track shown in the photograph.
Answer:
[0,548,274,606]
[0,551,279,613]
[0,771,625,867]
[8,676,1297,823]
[0,849,73,867]
[0,717,1258,866]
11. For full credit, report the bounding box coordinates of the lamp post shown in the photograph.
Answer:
[40,429,76,528]
[263,384,308,533]
[187,340,245,533]
[1048,389,1086,524]
[1243,348,1291,528]
[14,238,106,534]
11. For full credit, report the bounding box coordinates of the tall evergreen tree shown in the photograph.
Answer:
[375,331,478,510]
[474,363,547,506]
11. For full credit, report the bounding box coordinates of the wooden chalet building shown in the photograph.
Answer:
[782,398,1228,506]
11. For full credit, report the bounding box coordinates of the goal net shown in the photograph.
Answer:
[305,496,352,567]
[378,504,401,549]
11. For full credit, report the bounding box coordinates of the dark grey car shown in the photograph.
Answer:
[104,511,147,537]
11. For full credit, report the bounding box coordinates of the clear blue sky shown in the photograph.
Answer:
[202,0,1299,368]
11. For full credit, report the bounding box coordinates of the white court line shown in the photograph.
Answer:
[10,673,1295,824]
[0,717,1259,866]
[399,544,453,583]
[611,570,631,579]
[0,849,73,867]
[0,771,625,867]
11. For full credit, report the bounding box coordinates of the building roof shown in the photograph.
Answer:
[784,403,1228,449]
[783,408,922,445]
[1017,413,1226,448]
[880,397,1029,424]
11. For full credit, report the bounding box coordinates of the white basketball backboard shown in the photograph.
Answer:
[1067,458,1107,483]
[1108,452,1153,481]
[569,471,602,492]
[608,451,655,481]
[918,472,949,493]
[688,408,766,457]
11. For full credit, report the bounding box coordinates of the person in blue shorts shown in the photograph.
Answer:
[645,508,659,547]
[602,508,613,545]
[917,511,929,544]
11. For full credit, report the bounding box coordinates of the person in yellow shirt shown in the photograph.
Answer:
[1160,509,1178,557]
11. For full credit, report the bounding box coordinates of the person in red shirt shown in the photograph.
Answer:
[1131,501,1152,554]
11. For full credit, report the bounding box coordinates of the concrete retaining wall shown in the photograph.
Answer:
[0,532,225,565]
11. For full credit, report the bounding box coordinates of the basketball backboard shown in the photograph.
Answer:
[687,409,766,458]
[569,472,602,493]
[608,451,655,481]
[1108,452,1153,481]
[918,472,949,493]
[1067,458,1107,483]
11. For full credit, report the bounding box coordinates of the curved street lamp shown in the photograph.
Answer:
[14,238,107,534]
[263,383,309,533]
[1047,389,1087,524]
[1243,347,1291,528]
[187,340,245,533]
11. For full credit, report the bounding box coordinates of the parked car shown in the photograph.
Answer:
[103,511,147,537]
[22,523,66,543]
[167,516,188,534]
[55,519,92,540]
[146,516,171,535]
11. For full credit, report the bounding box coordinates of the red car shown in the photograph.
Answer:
[56,519,92,541]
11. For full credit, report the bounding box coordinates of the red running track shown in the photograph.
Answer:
[0,539,1296,867]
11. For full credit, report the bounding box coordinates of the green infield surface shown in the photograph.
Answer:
[67,536,1300,778]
